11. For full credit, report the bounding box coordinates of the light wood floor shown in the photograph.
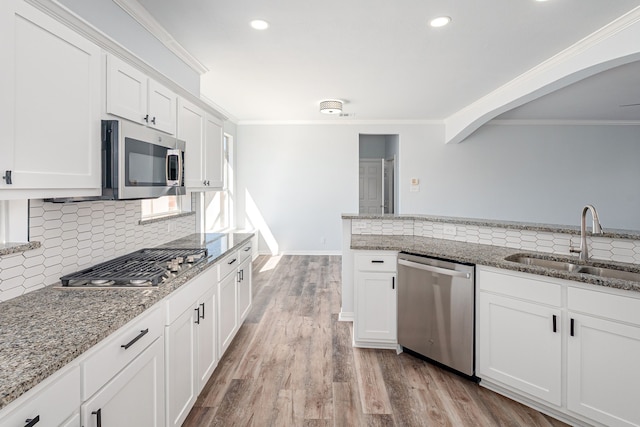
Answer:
[184,255,568,427]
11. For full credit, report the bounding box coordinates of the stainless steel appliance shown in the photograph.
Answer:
[397,252,475,377]
[101,120,186,200]
[59,248,207,288]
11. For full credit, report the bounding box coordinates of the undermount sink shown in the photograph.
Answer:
[504,254,640,283]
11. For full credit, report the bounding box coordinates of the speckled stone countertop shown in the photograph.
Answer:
[0,241,41,256]
[0,232,253,410]
[351,234,640,293]
[342,213,640,240]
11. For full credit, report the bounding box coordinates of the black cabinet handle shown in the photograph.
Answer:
[121,328,149,350]
[200,302,205,319]
[228,258,237,265]
[244,247,251,252]
[151,116,156,125]
[371,260,384,264]
[24,415,40,427]
[195,307,200,324]
[2,170,11,185]
[240,269,244,281]
[552,315,557,333]
[92,409,102,427]
[143,114,149,123]
[570,318,575,337]
[392,277,395,290]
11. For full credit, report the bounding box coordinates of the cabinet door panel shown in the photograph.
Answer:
[204,116,224,188]
[178,99,206,188]
[478,292,561,406]
[82,337,164,427]
[166,307,197,427]
[197,287,217,393]
[148,80,176,135]
[238,258,252,323]
[567,313,640,426]
[106,55,147,125]
[355,272,396,342]
[218,272,238,358]
[11,2,100,190]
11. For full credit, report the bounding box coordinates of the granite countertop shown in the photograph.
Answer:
[351,234,640,293]
[342,213,640,240]
[0,232,254,411]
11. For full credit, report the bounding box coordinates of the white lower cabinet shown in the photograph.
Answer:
[477,266,640,427]
[0,364,80,427]
[218,267,238,358]
[353,251,397,348]
[566,287,640,427]
[478,292,561,405]
[165,267,218,427]
[238,255,252,323]
[81,337,165,427]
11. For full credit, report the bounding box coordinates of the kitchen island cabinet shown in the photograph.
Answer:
[477,265,640,427]
[0,0,101,199]
[353,251,397,349]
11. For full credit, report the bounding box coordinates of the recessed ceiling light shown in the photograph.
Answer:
[430,16,451,28]
[250,19,269,30]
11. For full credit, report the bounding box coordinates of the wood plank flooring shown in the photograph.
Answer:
[184,255,568,427]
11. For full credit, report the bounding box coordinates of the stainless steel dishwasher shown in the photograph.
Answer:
[397,252,475,377]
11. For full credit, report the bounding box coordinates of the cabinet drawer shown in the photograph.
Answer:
[0,365,80,427]
[477,267,561,307]
[218,250,240,280]
[165,267,214,325]
[355,253,397,272]
[81,305,163,400]
[568,286,640,325]
[239,242,253,263]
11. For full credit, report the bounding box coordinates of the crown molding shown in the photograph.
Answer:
[111,0,208,75]
[489,119,640,126]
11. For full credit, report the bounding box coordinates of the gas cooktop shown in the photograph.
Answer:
[59,247,208,288]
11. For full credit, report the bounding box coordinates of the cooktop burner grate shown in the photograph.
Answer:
[60,248,208,286]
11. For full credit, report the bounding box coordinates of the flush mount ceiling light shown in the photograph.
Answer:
[250,19,269,30]
[430,16,451,28]
[319,99,343,115]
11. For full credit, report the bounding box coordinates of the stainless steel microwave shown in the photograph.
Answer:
[102,120,186,200]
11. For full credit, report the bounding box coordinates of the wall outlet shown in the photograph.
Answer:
[443,225,457,236]
[353,221,367,229]
[410,185,420,192]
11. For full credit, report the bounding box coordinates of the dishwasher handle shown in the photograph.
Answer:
[398,258,471,279]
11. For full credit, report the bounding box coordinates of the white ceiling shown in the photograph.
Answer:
[135,0,640,122]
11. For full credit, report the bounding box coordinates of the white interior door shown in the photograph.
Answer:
[359,160,383,214]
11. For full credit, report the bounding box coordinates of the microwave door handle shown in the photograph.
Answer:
[177,150,183,185]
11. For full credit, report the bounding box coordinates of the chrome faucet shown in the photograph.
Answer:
[570,205,603,262]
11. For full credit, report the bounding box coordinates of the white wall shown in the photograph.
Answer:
[237,122,640,254]
[58,0,200,95]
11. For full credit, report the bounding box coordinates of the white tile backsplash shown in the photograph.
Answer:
[351,217,640,264]
[0,199,195,302]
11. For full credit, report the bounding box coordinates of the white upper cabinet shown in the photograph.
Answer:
[178,98,224,190]
[106,54,177,135]
[0,0,101,197]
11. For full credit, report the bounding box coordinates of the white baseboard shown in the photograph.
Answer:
[257,250,342,256]
[338,312,354,322]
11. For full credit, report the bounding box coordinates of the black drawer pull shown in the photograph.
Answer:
[244,247,251,252]
[228,258,237,265]
[92,409,102,427]
[552,315,557,333]
[570,318,575,337]
[371,260,384,263]
[24,416,40,427]
[121,328,149,350]
[195,307,201,324]
[200,302,205,319]
[2,170,12,185]
[392,277,395,290]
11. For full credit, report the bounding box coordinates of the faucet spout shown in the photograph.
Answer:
[575,205,604,261]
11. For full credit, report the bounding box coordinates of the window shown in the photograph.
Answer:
[141,195,183,219]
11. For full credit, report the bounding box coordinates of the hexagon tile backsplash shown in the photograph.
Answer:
[0,199,195,302]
